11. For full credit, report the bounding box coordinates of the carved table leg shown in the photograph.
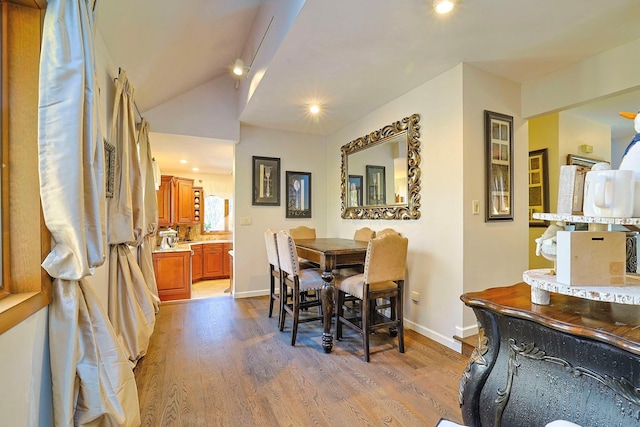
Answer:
[320,270,335,353]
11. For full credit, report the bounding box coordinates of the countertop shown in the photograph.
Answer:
[152,239,232,254]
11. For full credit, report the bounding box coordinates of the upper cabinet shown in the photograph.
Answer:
[157,175,194,226]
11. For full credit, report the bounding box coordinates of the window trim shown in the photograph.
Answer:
[0,0,52,335]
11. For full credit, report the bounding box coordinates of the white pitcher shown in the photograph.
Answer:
[583,169,634,217]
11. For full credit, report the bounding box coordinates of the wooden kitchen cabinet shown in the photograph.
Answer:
[192,187,203,226]
[156,175,194,226]
[157,176,173,226]
[203,244,224,279]
[191,244,203,282]
[153,251,191,301]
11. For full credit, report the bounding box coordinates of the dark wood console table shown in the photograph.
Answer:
[459,283,640,427]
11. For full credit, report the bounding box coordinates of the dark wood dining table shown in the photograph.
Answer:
[294,238,369,353]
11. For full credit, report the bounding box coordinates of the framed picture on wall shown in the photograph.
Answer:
[366,165,386,205]
[485,110,514,221]
[285,171,311,218]
[348,175,363,207]
[528,148,549,227]
[252,156,280,206]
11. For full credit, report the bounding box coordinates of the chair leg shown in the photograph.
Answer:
[362,295,370,362]
[279,283,287,332]
[291,286,300,346]
[335,289,344,341]
[396,292,405,354]
[268,272,275,318]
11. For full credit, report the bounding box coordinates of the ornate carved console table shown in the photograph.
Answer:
[459,283,640,427]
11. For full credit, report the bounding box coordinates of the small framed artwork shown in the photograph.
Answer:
[286,171,311,218]
[485,110,514,221]
[104,138,115,198]
[528,148,549,227]
[366,165,386,205]
[348,174,363,207]
[252,156,280,206]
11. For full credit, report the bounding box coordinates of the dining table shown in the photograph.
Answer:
[294,238,369,353]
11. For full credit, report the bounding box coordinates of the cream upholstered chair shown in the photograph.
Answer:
[264,229,282,320]
[353,227,375,242]
[335,232,408,362]
[289,226,316,239]
[376,228,399,238]
[276,230,325,346]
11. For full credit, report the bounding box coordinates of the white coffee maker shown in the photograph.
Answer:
[158,228,178,249]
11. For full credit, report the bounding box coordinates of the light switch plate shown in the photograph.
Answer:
[240,217,252,225]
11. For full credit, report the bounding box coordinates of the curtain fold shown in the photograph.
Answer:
[38,0,140,425]
[137,119,160,312]
[107,70,157,365]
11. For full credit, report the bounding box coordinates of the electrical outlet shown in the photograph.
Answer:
[411,291,420,302]
[472,200,480,215]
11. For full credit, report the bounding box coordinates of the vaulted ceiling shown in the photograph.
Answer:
[96,0,640,174]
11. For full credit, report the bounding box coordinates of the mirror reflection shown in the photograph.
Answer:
[341,114,421,220]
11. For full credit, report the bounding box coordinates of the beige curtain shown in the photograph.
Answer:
[38,0,140,425]
[108,70,156,366]
[137,119,160,313]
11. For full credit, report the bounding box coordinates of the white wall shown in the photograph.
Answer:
[233,125,327,298]
[559,112,611,164]
[325,65,467,349]
[461,64,529,329]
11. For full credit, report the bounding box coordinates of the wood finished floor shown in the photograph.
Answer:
[134,296,468,427]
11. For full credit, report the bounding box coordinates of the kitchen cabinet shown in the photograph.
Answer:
[193,187,203,226]
[157,175,194,226]
[203,244,224,279]
[153,250,191,301]
[191,244,203,281]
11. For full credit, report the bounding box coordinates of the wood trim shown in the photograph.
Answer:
[2,0,47,10]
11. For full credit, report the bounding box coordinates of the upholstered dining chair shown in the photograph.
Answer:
[335,232,408,362]
[289,226,319,268]
[353,227,375,242]
[376,228,400,238]
[264,229,282,320]
[276,230,325,346]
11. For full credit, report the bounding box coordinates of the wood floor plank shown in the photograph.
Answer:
[134,295,468,426]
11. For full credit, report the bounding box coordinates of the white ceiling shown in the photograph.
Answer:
[96,0,640,174]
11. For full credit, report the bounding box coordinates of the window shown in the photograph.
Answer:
[203,195,233,232]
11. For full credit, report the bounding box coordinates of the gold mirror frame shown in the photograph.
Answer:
[340,114,421,220]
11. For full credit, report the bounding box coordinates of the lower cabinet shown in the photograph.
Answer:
[192,244,203,281]
[192,242,232,282]
[153,251,191,301]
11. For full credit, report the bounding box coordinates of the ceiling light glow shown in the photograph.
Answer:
[309,105,320,114]
[192,167,199,172]
[433,0,457,14]
[179,159,188,164]
[233,59,245,76]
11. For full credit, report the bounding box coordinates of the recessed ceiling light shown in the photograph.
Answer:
[309,105,320,114]
[192,167,199,172]
[433,0,458,14]
[179,159,188,164]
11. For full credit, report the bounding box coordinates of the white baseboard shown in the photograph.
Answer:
[233,289,269,299]
[404,319,461,353]
[455,323,479,338]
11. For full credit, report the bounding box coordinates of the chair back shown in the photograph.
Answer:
[289,226,316,240]
[276,230,300,277]
[264,229,280,270]
[353,227,375,242]
[376,228,400,238]
[363,233,408,284]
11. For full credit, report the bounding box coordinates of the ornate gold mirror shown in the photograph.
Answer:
[341,114,421,219]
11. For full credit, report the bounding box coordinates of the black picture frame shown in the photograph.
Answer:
[252,156,280,206]
[104,138,115,198]
[485,110,514,221]
[366,165,386,206]
[285,171,311,218]
[348,174,363,207]
[528,148,549,227]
